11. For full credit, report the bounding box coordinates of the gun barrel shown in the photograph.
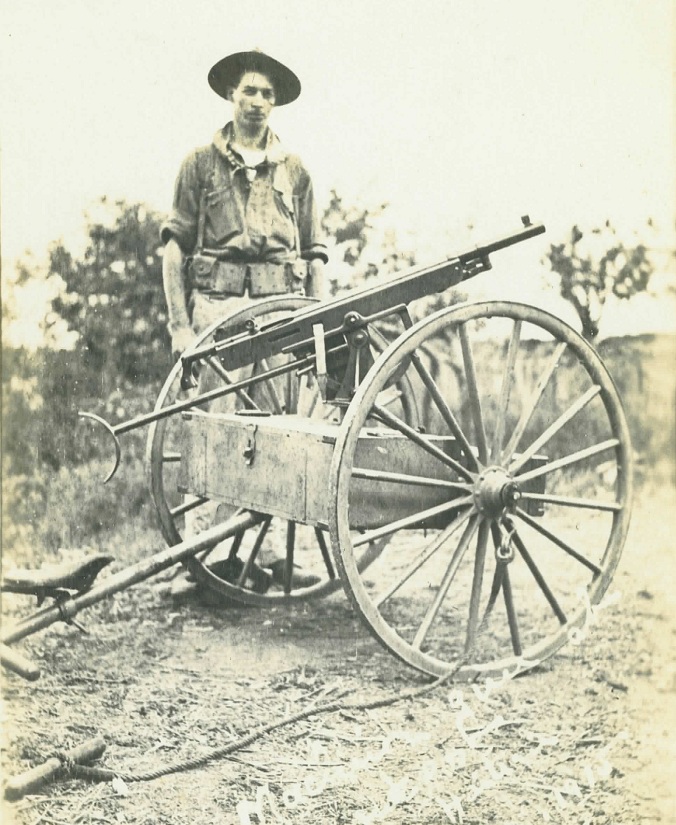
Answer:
[456,219,545,264]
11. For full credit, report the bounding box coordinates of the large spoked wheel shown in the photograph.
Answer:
[329,301,633,678]
[147,296,419,606]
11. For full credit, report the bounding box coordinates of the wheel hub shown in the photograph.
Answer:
[472,466,521,518]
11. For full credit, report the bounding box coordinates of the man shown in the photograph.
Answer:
[161,49,327,358]
[161,49,327,592]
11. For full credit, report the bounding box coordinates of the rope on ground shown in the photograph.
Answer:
[51,544,510,786]
[57,657,471,785]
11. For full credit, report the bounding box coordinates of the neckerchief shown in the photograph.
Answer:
[213,123,286,181]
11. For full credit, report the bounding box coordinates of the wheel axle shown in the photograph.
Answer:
[472,467,520,518]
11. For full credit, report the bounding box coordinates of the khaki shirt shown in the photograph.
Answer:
[161,124,328,265]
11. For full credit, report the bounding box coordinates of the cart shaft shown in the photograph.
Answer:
[2,510,261,646]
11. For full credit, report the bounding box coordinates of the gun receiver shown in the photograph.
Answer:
[182,218,545,375]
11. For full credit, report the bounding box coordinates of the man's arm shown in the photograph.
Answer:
[162,238,195,359]
[306,259,326,300]
[291,160,328,299]
[160,148,207,357]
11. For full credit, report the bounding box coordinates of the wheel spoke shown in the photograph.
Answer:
[352,496,475,548]
[514,508,602,575]
[505,518,567,625]
[284,521,296,593]
[236,518,272,586]
[491,319,522,461]
[412,514,480,649]
[356,537,390,573]
[501,567,522,656]
[482,563,504,628]
[285,370,298,414]
[352,466,472,492]
[509,385,602,474]
[501,342,567,463]
[228,528,246,561]
[409,349,479,471]
[377,387,404,408]
[305,379,320,417]
[170,496,208,517]
[314,527,336,580]
[464,519,490,652]
[370,402,474,481]
[513,439,620,484]
[374,508,475,608]
[255,359,284,414]
[306,392,320,417]
[205,356,259,410]
[519,492,622,512]
[458,323,489,465]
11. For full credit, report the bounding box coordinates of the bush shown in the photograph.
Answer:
[2,346,164,475]
[2,454,157,567]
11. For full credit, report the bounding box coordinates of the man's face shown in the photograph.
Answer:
[229,71,276,131]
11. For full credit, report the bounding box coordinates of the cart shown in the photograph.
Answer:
[2,218,632,681]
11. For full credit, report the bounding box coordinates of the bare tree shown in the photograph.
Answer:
[546,221,654,341]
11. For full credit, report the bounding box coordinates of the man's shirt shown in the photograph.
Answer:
[161,123,328,264]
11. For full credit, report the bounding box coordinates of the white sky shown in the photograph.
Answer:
[1,0,675,340]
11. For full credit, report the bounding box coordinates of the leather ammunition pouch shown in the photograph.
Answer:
[188,255,308,297]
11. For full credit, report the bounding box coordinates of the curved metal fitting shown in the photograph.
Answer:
[77,411,121,483]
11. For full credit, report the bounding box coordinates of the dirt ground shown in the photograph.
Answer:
[2,483,675,825]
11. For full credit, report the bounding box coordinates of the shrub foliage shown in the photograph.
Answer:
[3,200,172,475]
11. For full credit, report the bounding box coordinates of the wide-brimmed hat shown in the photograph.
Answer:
[208,49,301,106]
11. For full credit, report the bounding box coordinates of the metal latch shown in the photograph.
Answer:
[243,423,257,466]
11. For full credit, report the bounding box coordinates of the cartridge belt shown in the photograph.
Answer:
[188,255,308,297]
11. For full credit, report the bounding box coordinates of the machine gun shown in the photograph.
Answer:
[80,216,545,481]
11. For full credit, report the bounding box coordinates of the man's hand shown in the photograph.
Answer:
[171,326,196,361]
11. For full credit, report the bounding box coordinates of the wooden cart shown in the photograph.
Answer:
[2,218,632,681]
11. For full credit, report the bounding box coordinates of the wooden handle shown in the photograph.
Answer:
[0,644,40,682]
[4,736,106,801]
